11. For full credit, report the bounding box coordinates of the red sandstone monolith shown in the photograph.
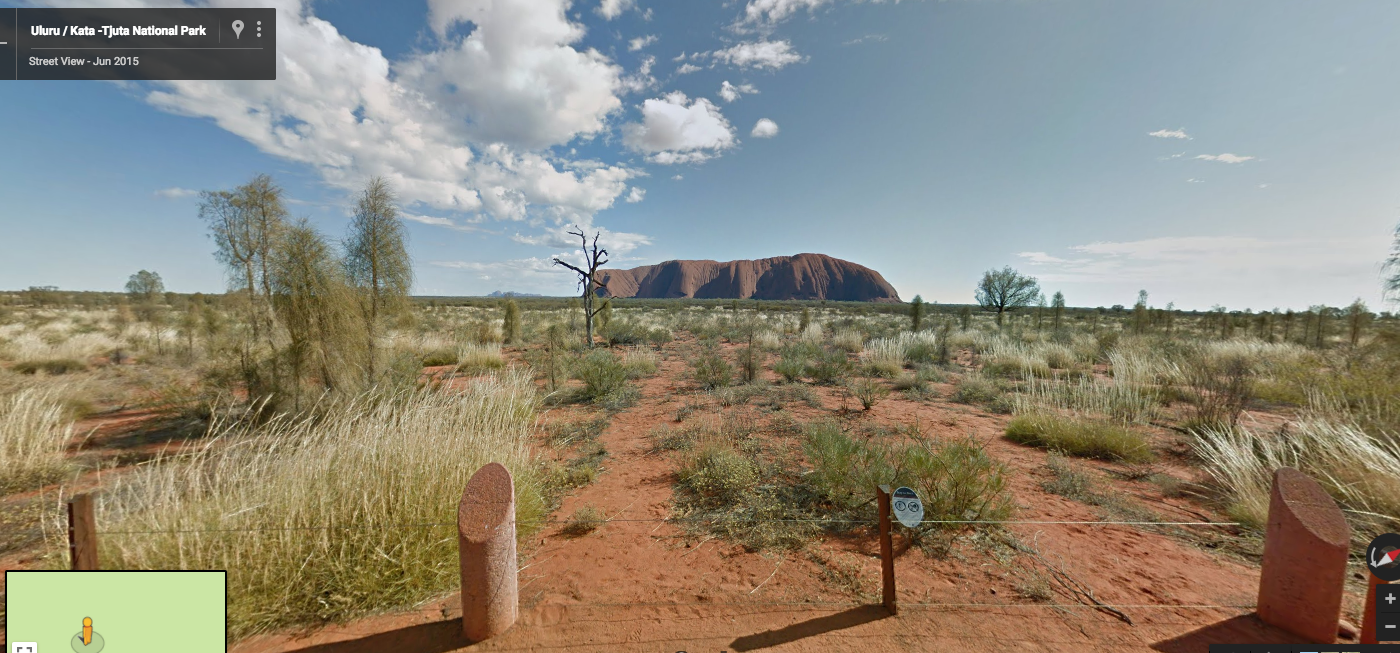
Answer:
[1257,467,1350,644]
[458,462,517,641]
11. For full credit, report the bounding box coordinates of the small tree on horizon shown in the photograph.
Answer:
[1051,291,1065,332]
[909,295,924,332]
[125,270,165,304]
[974,266,1041,327]
[552,227,611,347]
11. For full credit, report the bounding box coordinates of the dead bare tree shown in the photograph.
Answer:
[552,227,611,347]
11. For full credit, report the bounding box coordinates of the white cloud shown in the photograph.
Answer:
[628,34,657,51]
[620,55,657,93]
[1186,178,1204,183]
[1159,151,1185,161]
[841,34,888,46]
[707,40,804,70]
[719,80,757,102]
[153,187,198,199]
[135,0,644,245]
[401,212,457,227]
[510,224,652,255]
[740,0,832,25]
[1195,153,1255,164]
[625,187,646,202]
[1148,128,1192,140]
[1259,183,1271,189]
[622,92,736,164]
[672,174,684,180]
[1017,236,1385,309]
[750,118,779,138]
[596,0,635,20]
[675,63,702,75]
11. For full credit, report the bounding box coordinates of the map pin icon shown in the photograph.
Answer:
[232,20,243,39]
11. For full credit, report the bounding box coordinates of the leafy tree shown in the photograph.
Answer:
[1051,291,1065,332]
[198,174,288,341]
[343,177,413,383]
[125,270,165,303]
[909,295,924,332]
[974,266,1041,327]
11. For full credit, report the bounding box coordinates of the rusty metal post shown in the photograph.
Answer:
[68,493,98,570]
[878,485,896,615]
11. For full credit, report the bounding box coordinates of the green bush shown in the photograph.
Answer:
[678,442,759,506]
[774,356,807,383]
[574,350,627,400]
[692,350,733,389]
[849,378,890,411]
[805,348,853,385]
[1004,413,1153,462]
[419,348,458,367]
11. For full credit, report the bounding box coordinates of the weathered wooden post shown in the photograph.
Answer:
[68,493,98,570]
[458,462,518,642]
[1256,467,1350,643]
[877,485,896,615]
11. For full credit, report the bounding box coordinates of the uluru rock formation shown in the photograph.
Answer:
[595,253,901,302]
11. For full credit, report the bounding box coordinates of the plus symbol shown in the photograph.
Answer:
[1387,592,1397,605]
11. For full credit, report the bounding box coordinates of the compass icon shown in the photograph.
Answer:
[1368,533,1400,582]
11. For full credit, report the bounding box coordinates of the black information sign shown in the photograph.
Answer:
[0,8,276,81]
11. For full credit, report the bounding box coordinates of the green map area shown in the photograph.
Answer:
[6,571,225,653]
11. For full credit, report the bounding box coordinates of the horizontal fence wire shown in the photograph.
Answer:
[93,516,1241,536]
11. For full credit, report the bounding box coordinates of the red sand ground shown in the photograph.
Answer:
[3,339,1370,652]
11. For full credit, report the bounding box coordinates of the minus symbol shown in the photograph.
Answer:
[1387,624,1397,629]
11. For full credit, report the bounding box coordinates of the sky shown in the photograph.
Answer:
[2,0,1399,311]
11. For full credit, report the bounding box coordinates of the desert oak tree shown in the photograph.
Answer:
[975,266,1041,326]
[344,176,412,384]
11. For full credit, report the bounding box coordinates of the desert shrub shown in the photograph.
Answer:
[501,299,522,344]
[915,365,948,384]
[849,378,890,411]
[863,359,902,378]
[0,386,75,493]
[601,319,649,346]
[1179,347,1254,431]
[737,344,762,383]
[773,357,806,383]
[12,358,87,375]
[1013,375,1157,425]
[1004,413,1153,462]
[560,505,605,538]
[805,348,853,385]
[805,422,1013,527]
[574,350,628,400]
[650,423,703,452]
[715,383,767,407]
[1042,452,1098,502]
[692,349,733,389]
[891,373,924,392]
[678,440,759,505]
[87,372,543,638]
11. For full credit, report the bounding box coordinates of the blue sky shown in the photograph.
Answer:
[2,0,1398,311]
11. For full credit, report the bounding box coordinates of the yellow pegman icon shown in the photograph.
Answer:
[82,617,92,645]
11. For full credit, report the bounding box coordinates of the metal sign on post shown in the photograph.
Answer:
[891,487,923,529]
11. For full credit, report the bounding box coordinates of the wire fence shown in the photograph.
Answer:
[93,515,1246,535]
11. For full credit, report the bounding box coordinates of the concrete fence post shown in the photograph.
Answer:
[68,493,98,570]
[458,462,518,642]
[1256,467,1350,644]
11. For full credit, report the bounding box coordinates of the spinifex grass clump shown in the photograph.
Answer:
[1193,417,1400,535]
[83,371,543,639]
[1004,412,1153,463]
[0,386,75,493]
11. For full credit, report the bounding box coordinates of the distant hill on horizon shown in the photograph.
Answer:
[595,253,901,303]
